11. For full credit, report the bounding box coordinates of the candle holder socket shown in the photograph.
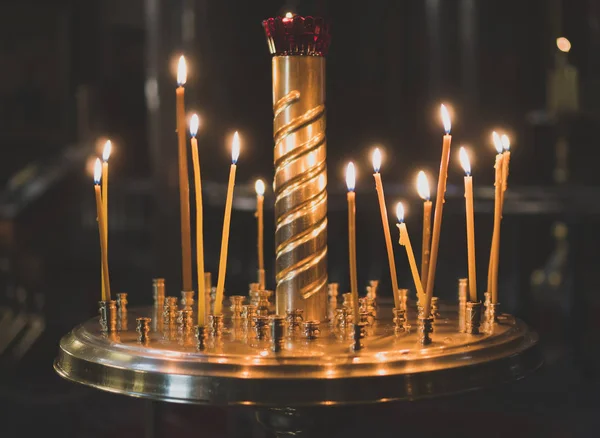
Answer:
[458,278,468,333]
[484,298,499,334]
[327,283,339,322]
[230,295,245,319]
[359,311,373,327]
[270,315,286,352]
[417,305,435,332]
[255,315,270,340]
[418,316,434,345]
[431,297,440,320]
[153,278,165,308]
[352,322,366,351]
[398,288,409,312]
[163,297,178,326]
[98,300,117,333]
[465,301,482,335]
[392,308,408,333]
[209,314,224,337]
[249,283,260,306]
[285,309,304,336]
[256,290,271,316]
[195,325,208,351]
[178,309,193,334]
[335,307,351,330]
[242,305,258,331]
[303,320,321,340]
[136,317,151,344]
[181,290,195,311]
[117,293,128,315]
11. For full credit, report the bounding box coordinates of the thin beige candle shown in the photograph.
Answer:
[255,179,266,289]
[459,147,477,303]
[94,159,111,301]
[488,132,504,304]
[176,56,192,292]
[395,202,425,305]
[190,114,206,326]
[346,162,360,323]
[416,171,432,295]
[214,132,241,315]
[500,134,511,209]
[424,104,452,318]
[371,148,401,310]
[100,140,111,301]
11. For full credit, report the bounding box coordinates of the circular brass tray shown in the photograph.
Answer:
[54,302,541,407]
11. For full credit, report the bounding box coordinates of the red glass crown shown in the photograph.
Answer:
[262,15,331,57]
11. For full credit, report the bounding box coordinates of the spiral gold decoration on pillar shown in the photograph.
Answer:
[272,56,328,320]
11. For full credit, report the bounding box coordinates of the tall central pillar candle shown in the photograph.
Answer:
[263,16,331,320]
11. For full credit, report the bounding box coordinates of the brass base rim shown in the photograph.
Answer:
[54,303,541,407]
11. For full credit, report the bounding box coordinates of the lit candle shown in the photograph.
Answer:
[395,202,425,305]
[214,132,241,315]
[94,159,111,301]
[488,132,504,304]
[371,148,401,310]
[190,114,206,326]
[100,140,111,302]
[255,179,266,289]
[459,147,477,303]
[176,55,192,292]
[500,134,511,208]
[346,162,360,323]
[424,104,452,318]
[416,171,432,294]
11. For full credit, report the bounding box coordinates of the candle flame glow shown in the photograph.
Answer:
[94,158,102,184]
[492,131,503,154]
[440,104,451,134]
[255,179,265,196]
[416,171,430,200]
[177,55,187,86]
[102,140,112,162]
[501,134,510,152]
[190,114,200,137]
[285,12,293,19]
[232,131,241,164]
[556,37,571,53]
[372,148,382,173]
[346,162,356,192]
[395,202,405,223]
[459,147,471,175]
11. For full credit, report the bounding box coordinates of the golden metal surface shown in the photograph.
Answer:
[272,56,328,321]
[55,300,540,407]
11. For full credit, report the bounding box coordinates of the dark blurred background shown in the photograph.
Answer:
[0,0,599,436]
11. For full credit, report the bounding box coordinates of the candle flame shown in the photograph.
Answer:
[501,134,510,152]
[94,158,102,184]
[416,171,430,200]
[492,131,503,154]
[102,140,112,162]
[232,131,241,164]
[395,202,405,223]
[459,147,471,175]
[255,179,265,196]
[440,104,451,134]
[177,55,187,86]
[345,162,356,192]
[556,37,571,53]
[190,114,200,137]
[372,148,382,173]
[285,12,293,19]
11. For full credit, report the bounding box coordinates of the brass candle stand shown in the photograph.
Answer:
[56,290,540,406]
[55,15,541,435]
